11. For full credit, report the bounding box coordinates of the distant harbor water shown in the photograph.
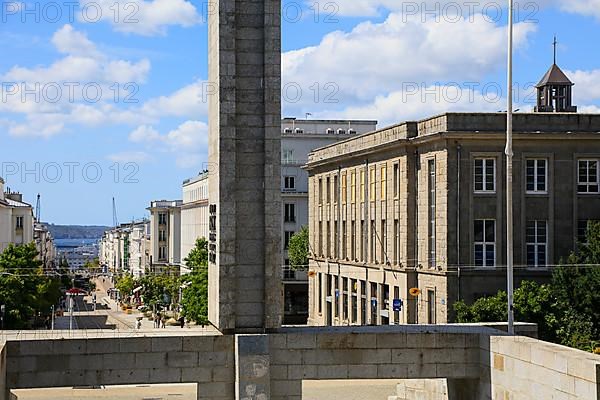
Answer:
[54,238,99,250]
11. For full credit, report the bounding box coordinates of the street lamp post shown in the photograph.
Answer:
[505,0,515,335]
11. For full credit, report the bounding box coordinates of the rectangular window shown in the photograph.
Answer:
[282,149,294,163]
[381,165,387,200]
[16,216,23,229]
[370,220,376,263]
[318,178,323,205]
[284,231,295,250]
[578,160,599,194]
[158,213,167,225]
[360,170,366,202]
[350,171,356,203]
[159,230,166,242]
[360,280,367,325]
[526,220,547,267]
[428,159,436,267]
[381,284,390,325]
[326,222,331,257]
[427,289,436,324]
[381,220,387,264]
[342,222,347,259]
[360,221,365,261]
[326,177,331,204]
[341,174,347,204]
[318,273,323,314]
[284,203,296,223]
[474,219,496,267]
[369,168,376,201]
[333,175,339,204]
[370,282,378,325]
[342,278,348,321]
[333,221,338,258]
[393,163,399,198]
[284,176,296,190]
[318,222,323,256]
[393,286,400,324]
[351,221,356,260]
[334,275,339,318]
[474,158,496,193]
[526,159,547,193]
[159,246,167,260]
[577,220,600,244]
[394,219,400,265]
[351,279,358,323]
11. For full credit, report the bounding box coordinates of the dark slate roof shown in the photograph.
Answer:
[536,64,574,87]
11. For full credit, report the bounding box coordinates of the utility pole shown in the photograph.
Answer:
[505,0,515,335]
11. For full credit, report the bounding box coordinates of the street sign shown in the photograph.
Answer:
[392,298,403,312]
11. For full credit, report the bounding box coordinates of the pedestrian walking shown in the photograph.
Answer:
[178,316,185,328]
[135,318,142,330]
[161,316,166,328]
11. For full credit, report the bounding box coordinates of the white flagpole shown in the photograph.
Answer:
[505,0,515,335]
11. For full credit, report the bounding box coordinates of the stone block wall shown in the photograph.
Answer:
[4,335,235,400]
[482,335,600,400]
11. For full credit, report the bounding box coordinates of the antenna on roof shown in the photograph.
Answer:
[112,197,119,228]
[35,194,41,222]
[553,35,558,65]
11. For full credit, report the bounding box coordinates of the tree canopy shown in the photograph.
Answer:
[288,226,309,270]
[180,238,209,325]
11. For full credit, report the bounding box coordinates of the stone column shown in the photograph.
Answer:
[235,335,270,400]
[208,0,283,332]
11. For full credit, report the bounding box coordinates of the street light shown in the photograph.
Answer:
[505,0,515,335]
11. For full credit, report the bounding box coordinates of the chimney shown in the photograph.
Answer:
[5,191,23,202]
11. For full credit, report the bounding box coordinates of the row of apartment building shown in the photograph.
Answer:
[99,119,378,323]
[0,177,57,270]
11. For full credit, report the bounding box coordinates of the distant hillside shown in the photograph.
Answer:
[47,224,110,239]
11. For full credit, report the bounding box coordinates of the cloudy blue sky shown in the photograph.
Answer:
[1,0,599,225]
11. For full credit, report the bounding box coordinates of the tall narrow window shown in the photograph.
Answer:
[474,158,496,193]
[342,278,348,320]
[360,170,366,203]
[393,163,399,198]
[341,173,347,204]
[284,176,296,191]
[16,216,23,229]
[333,221,338,258]
[369,168,376,201]
[351,221,356,260]
[427,289,436,324]
[318,222,323,256]
[474,219,496,267]
[360,221,365,261]
[342,222,347,259]
[318,178,323,205]
[333,175,339,204]
[526,159,547,193]
[526,220,547,267]
[370,220,376,263]
[351,279,358,323]
[284,231,295,250]
[370,282,378,324]
[334,275,339,318]
[428,159,436,268]
[578,160,599,193]
[381,165,387,200]
[394,219,400,265]
[381,219,387,264]
[326,177,331,204]
[351,171,356,203]
[318,273,323,314]
[284,203,296,222]
[326,222,331,258]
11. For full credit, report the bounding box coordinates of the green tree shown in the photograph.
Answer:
[139,269,180,308]
[0,243,62,329]
[180,238,209,325]
[115,274,135,300]
[288,226,309,270]
[454,222,600,352]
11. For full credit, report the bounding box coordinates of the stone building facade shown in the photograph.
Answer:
[305,112,600,326]
[148,200,182,275]
[0,178,34,254]
[180,172,209,275]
